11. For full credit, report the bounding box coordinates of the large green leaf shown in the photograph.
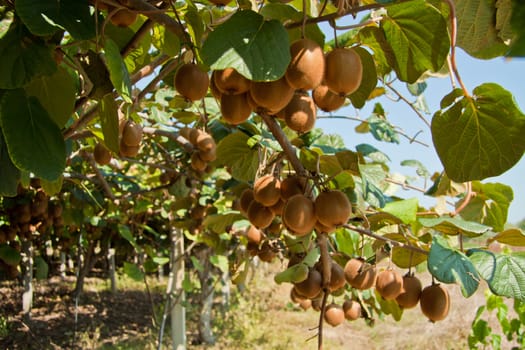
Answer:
[507,0,525,56]
[0,131,20,196]
[0,89,66,181]
[428,235,480,297]
[0,244,21,266]
[383,198,418,225]
[349,46,378,109]
[0,21,57,89]
[469,250,525,300]
[382,0,449,83]
[419,216,491,237]
[455,0,508,58]
[25,67,76,128]
[203,213,245,234]
[488,228,525,246]
[99,94,120,154]
[123,262,144,282]
[15,0,96,39]
[104,39,132,103]
[432,83,525,182]
[201,10,290,81]
[215,131,259,182]
[358,27,394,77]
[459,182,513,232]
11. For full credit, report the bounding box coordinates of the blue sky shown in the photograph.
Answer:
[316,50,525,224]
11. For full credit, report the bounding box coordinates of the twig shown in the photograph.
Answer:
[343,224,429,255]
[130,54,170,84]
[452,181,473,216]
[317,290,329,350]
[134,59,180,104]
[82,151,116,200]
[330,16,383,30]
[384,177,427,193]
[383,80,430,127]
[142,127,193,153]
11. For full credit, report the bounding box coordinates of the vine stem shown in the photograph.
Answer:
[452,181,473,216]
[442,0,470,98]
[82,151,116,200]
[383,80,431,127]
[317,290,329,350]
[343,224,429,256]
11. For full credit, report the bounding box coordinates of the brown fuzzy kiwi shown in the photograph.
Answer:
[175,63,210,101]
[375,269,404,300]
[344,258,377,290]
[189,128,203,145]
[285,38,325,90]
[324,48,362,95]
[190,152,207,172]
[298,298,312,311]
[247,200,275,229]
[109,7,138,27]
[196,133,216,153]
[290,286,306,303]
[268,198,285,216]
[220,93,252,125]
[324,303,345,327]
[294,268,322,299]
[239,188,255,215]
[120,140,140,157]
[94,143,112,165]
[214,68,250,95]
[198,148,217,162]
[280,176,307,200]
[315,190,352,227]
[314,220,336,234]
[249,77,294,113]
[209,72,222,100]
[343,300,362,321]
[420,283,450,322]
[313,83,346,112]
[329,262,346,292]
[284,92,317,133]
[245,225,264,245]
[253,175,281,207]
[396,274,422,309]
[282,194,317,236]
[178,126,193,140]
[122,120,143,147]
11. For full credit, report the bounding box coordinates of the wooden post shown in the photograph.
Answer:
[171,228,186,350]
[21,239,33,322]
[108,242,117,294]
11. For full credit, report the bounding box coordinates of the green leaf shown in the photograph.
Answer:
[274,263,309,284]
[366,113,399,144]
[400,159,430,178]
[428,235,480,297]
[356,143,390,163]
[0,89,66,181]
[496,0,514,43]
[459,182,513,232]
[123,262,144,282]
[41,176,63,196]
[419,216,491,237]
[455,0,508,58]
[201,10,290,81]
[0,21,57,89]
[334,228,360,257]
[507,0,525,56]
[104,39,132,103]
[358,27,394,77]
[349,46,378,108]
[0,244,21,266]
[152,256,170,266]
[215,131,259,182]
[488,228,525,246]
[203,213,245,234]
[383,198,418,224]
[382,0,449,83]
[431,83,525,182]
[34,256,49,280]
[210,254,229,273]
[99,94,120,154]
[15,0,95,39]
[391,245,428,268]
[25,67,76,128]
[469,250,525,300]
[0,131,20,196]
[152,24,181,57]
[118,224,139,250]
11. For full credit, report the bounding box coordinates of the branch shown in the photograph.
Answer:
[343,224,429,256]
[142,126,194,153]
[383,80,431,128]
[82,151,116,201]
[130,54,170,84]
[134,58,180,104]
[317,290,329,350]
[260,114,308,177]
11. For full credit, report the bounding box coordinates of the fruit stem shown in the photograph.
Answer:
[318,233,331,288]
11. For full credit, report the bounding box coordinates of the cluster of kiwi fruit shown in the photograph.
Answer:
[178,127,217,172]
[93,118,143,165]
[90,0,138,27]
[173,38,363,133]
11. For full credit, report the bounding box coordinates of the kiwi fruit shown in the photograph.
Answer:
[294,268,322,299]
[109,7,138,27]
[253,175,281,207]
[324,303,345,327]
[239,188,255,215]
[324,48,362,95]
[190,152,207,172]
[311,297,323,312]
[178,126,192,140]
[257,241,276,262]
[314,220,336,234]
[196,133,216,153]
[198,148,217,162]
[342,300,361,321]
[284,92,317,133]
[420,283,450,322]
[209,72,222,100]
[328,261,346,292]
[396,274,422,309]
[247,200,275,229]
[280,176,307,200]
[214,68,250,95]
[268,198,285,216]
[220,93,252,125]
[313,83,346,112]
[190,204,207,220]
[249,77,294,113]
[344,258,377,290]
[245,225,264,245]
[189,128,204,145]
[120,140,140,157]
[175,63,210,101]
[290,286,306,303]
[282,194,317,236]
[298,298,312,311]
[285,38,325,90]
[94,143,112,165]
[315,190,351,227]
[122,120,143,147]
[375,269,403,300]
